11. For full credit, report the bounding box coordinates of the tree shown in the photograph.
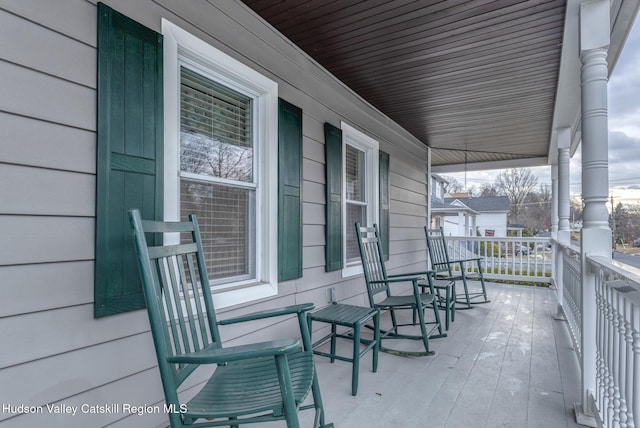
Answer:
[570,196,583,225]
[519,184,552,233]
[477,182,499,197]
[441,175,464,194]
[494,168,538,223]
[611,202,640,245]
[181,131,252,181]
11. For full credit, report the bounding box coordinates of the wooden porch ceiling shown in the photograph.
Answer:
[240,0,566,169]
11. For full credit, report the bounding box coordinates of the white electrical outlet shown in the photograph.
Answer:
[328,287,336,303]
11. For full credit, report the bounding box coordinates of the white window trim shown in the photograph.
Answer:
[162,19,278,309]
[341,122,379,278]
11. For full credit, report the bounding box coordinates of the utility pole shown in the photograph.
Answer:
[611,194,616,254]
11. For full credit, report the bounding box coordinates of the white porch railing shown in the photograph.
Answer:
[445,236,552,283]
[445,235,640,427]
[558,240,583,357]
[588,255,640,428]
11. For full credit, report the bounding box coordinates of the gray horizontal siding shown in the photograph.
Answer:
[0,334,157,423]
[0,164,94,216]
[0,0,429,426]
[0,305,149,369]
[0,262,93,318]
[0,216,94,265]
[0,0,97,46]
[302,202,324,225]
[0,113,95,174]
[0,60,95,131]
[0,9,95,88]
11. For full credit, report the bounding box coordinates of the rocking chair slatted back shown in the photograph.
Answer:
[130,211,221,388]
[130,209,334,428]
[425,226,490,308]
[425,227,453,275]
[355,224,390,305]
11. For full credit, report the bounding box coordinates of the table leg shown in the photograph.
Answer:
[352,322,361,396]
[330,323,337,363]
[373,311,379,373]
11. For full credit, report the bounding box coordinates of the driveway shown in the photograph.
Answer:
[613,250,640,269]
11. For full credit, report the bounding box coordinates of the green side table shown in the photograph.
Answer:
[308,303,380,396]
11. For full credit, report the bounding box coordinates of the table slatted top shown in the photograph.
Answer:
[309,304,377,326]
[417,278,454,288]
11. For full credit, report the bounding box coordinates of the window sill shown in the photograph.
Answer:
[342,264,363,278]
[212,281,278,310]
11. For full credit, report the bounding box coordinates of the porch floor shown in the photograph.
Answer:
[300,282,582,428]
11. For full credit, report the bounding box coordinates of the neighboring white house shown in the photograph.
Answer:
[429,176,510,237]
[445,196,510,237]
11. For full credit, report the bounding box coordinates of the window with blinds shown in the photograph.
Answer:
[345,144,367,264]
[179,65,256,283]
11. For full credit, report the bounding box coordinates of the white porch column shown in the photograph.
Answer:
[577,1,612,425]
[557,128,571,244]
[464,213,470,236]
[551,164,559,239]
[471,215,477,237]
[556,128,571,322]
[551,163,564,319]
[457,212,465,236]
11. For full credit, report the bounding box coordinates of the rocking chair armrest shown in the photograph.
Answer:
[219,303,315,326]
[167,338,300,365]
[369,277,422,285]
[370,277,427,297]
[450,257,483,264]
[369,276,426,290]
[386,270,435,279]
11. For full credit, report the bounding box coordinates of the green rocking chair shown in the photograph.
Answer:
[355,223,446,357]
[425,226,490,309]
[129,209,333,428]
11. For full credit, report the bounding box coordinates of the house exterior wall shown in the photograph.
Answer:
[475,212,509,237]
[443,215,468,236]
[443,212,508,237]
[0,1,428,427]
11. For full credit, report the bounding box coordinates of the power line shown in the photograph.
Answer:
[442,174,640,186]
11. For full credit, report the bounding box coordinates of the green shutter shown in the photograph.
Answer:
[278,99,303,281]
[379,151,390,261]
[95,3,163,317]
[324,123,343,271]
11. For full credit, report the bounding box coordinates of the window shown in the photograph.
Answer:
[163,20,278,308]
[341,122,379,277]
[179,67,256,284]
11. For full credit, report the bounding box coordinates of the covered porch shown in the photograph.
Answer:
[245,0,640,424]
[2,0,640,427]
[253,282,582,427]
[317,282,580,428]
[306,253,640,428]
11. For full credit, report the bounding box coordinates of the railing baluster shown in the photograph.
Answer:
[626,296,635,428]
[613,286,622,426]
[597,276,604,419]
[602,274,608,420]
[607,284,615,427]
[618,289,629,428]
[632,303,640,428]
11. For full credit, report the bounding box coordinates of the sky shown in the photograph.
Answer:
[445,14,640,208]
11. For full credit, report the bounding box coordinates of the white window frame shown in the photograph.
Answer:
[162,19,278,309]
[341,122,379,278]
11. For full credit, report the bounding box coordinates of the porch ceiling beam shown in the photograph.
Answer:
[431,157,549,173]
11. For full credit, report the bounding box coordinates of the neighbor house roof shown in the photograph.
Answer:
[444,196,510,213]
[431,198,478,216]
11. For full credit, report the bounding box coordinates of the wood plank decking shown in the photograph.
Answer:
[296,282,582,428]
